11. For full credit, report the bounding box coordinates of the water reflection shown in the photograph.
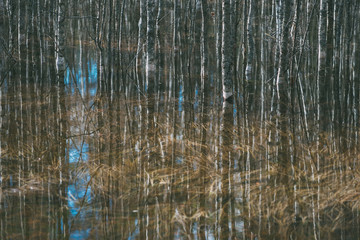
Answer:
[2,75,360,239]
[1,13,360,240]
[65,57,98,97]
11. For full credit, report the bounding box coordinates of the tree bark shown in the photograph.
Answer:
[318,0,327,131]
[245,0,255,111]
[146,0,156,95]
[200,0,209,92]
[55,0,66,74]
[277,0,291,169]
[222,0,234,102]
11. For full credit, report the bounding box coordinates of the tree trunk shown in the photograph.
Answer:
[200,0,209,92]
[137,0,145,89]
[55,0,66,74]
[222,0,233,102]
[277,0,291,170]
[146,0,156,95]
[318,0,327,131]
[245,0,255,111]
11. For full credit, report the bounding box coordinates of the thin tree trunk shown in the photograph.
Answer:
[333,0,343,146]
[245,0,255,112]
[200,0,209,92]
[325,0,334,126]
[216,0,222,75]
[137,0,145,89]
[55,0,66,74]
[146,0,156,95]
[222,0,234,102]
[318,0,327,132]
[277,0,291,169]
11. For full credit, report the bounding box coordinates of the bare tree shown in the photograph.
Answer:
[146,0,156,95]
[200,0,209,92]
[55,0,66,74]
[318,0,327,131]
[221,0,234,103]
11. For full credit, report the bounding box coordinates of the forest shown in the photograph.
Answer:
[1,0,360,239]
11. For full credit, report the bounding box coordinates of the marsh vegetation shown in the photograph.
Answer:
[1,0,360,239]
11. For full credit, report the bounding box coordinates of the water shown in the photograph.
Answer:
[1,1,360,239]
[1,58,359,239]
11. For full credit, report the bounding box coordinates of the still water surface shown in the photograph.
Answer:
[1,17,360,240]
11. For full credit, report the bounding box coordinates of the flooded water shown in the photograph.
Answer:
[1,1,360,239]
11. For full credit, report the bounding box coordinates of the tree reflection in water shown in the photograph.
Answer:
[1,1,360,239]
[1,78,360,239]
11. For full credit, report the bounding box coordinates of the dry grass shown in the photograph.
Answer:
[1,94,360,239]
